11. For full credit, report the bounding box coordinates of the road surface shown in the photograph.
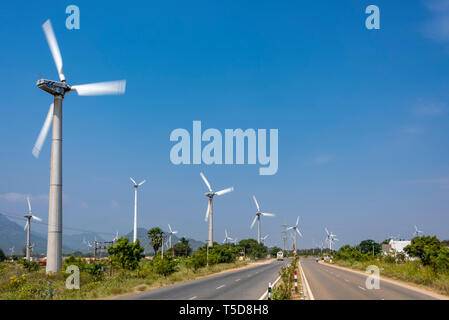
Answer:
[123,258,291,300]
[300,257,438,300]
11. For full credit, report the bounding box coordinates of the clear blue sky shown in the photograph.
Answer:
[0,0,448,249]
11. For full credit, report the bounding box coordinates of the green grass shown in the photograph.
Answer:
[0,259,251,300]
[332,259,449,296]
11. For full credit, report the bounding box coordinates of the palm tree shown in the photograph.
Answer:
[147,227,164,254]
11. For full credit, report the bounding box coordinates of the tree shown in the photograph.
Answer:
[148,227,164,254]
[0,248,5,262]
[107,237,144,270]
[152,252,178,276]
[173,237,192,257]
[269,247,282,258]
[359,240,381,255]
[404,236,441,266]
[238,239,267,259]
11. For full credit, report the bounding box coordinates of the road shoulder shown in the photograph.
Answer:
[319,261,449,300]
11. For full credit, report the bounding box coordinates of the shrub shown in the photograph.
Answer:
[187,251,207,271]
[19,259,40,272]
[152,253,178,277]
[107,237,144,271]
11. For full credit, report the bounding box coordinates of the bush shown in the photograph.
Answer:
[19,259,40,272]
[63,255,87,272]
[107,237,144,271]
[272,257,297,300]
[152,253,178,277]
[187,251,207,271]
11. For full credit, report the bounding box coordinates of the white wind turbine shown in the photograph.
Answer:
[223,229,233,244]
[24,196,43,261]
[9,246,15,256]
[250,196,275,244]
[325,228,338,251]
[33,19,126,273]
[130,178,146,243]
[113,231,119,242]
[167,224,178,253]
[261,234,269,244]
[200,172,234,247]
[287,216,303,252]
[414,225,424,237]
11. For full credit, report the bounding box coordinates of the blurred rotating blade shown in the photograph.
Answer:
[32,216,43,222]
[250,215,258,229]
[296,228,303,237]
[42,19,65,81]
[26,196,32,214]
[32,103,54,158]
[205,200,210,221]
[253,196,260,211]
[200,172,212,192]
[261,212,275,217]
[215,187,234,196]
[71,80,126,96]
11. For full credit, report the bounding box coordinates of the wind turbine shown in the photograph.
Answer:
[24,196,43,261]
[113,231,119,242]
[200,172,234,247]
[261,234,269,244]
[287,216,303,253]
[223,229,233,244]
[414,225,423,237]
[250,196,275,244]
[325,228,338,251]
[9,246,15,256]
[33,19,126,273]
[167,224,178,256]
[130,178,146,243]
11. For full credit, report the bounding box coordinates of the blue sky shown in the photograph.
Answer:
[0,0,449,249]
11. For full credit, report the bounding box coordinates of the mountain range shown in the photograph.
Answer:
[0,213,204,255]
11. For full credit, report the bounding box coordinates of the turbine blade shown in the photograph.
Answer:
[296,216,300,227]
[42,20,65,81]
[325,227,329,235]
[250,215,258,229]
[32,103,54,158]
[297,229,303,237]
[168,224,172,232]
[71,80,126,96]
[215,187,234,196]
[205,201,210,221]
[138,180,146,186]
[32,216,43,222]
[200,172,212,192]
[26,196,32,214]
[287,226,294,230]
[261,212,275,217]
[130,177,136,185]
[173,231,178,234]
[253,195,260,211]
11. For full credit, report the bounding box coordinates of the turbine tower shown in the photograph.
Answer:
[250,196,275,244]
[24,196,43,261]
[130,178,146,243]
[33,19,126,273]
[287,216,303,253]
[200,172,234,247]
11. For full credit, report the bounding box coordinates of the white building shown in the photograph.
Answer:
[382,239,412,259]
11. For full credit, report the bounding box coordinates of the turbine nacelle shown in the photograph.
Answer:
[37,79,70,96]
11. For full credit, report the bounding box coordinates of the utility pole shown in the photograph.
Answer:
[94,240,113,261]
[281,223,288,252]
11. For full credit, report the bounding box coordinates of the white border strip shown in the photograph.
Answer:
[299,260,315,300]
[258,275,282,300]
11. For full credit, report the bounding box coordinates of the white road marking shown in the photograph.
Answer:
[235,279,241,282]
[216,285,225,290]
[189,296,197,300]
[358,286,367,291]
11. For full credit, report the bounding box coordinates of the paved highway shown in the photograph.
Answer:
[123,258,291,300]
[300,257,438,300]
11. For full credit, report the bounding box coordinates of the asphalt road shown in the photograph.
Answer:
[123,258,291,300]
[300,257,438,300]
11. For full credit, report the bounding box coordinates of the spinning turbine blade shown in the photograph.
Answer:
[261,212,275,217]
[168,224,172,233]
[250,215,258,229]
[26,196,32,214]
[205,201,210,221]
[71,80,126,96]
[296,216,300,227]
[253,196,260,211]
[32,215,43,222]
[325,227,329,235]
[138,180,146,186]
[42,20,65,82]
[296,229,303,237]
[130,177,137,185]
[200,172,212,192]
[32,103,54,158]
[215,187,234,196]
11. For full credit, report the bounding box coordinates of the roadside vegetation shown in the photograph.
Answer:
[0,231,271,300]
[329,236,449,296]
[271,256,300,300]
